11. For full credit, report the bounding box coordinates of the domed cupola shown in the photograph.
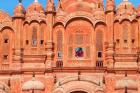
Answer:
[27,0,44,14]
[115,0,137,22]
[25,0,46,23]
[14,0,25,17]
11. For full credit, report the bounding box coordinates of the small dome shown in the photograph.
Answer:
[14,3,25,16]
[22,78,45,90]
[116,0,136,16]
[117,0,134,11]
[27,1,44,13]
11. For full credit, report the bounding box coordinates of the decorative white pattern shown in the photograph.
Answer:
[22,77,45,90]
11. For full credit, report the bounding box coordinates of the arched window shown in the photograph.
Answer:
[32,26,37,47]
[68,30,91,59]
[40,24,45,45]
[96,30,103,58]
[131,22,137,46]
[57,30,63,59]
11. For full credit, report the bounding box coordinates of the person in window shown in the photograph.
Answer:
[75,47,84,57]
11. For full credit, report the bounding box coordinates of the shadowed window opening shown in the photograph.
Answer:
[3,55,8,60]
[57,31,63,59]
[124,39,127,43]
[132,39,135,44]
[116,39,120,44]
[26,40,29,45]
[4,39,8,43]
[40,40,44,45]
[98,51,102,58]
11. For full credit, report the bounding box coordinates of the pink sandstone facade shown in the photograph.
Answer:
[0,0,140,93]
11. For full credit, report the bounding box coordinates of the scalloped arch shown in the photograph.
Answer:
[53,22,65,28]
[0,26,14,33]
[114,17,137,23]
[55,12,106,28]
[24,19,46,25]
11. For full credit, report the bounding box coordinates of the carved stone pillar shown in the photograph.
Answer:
[45,41,54,70]
[106,43,115,69]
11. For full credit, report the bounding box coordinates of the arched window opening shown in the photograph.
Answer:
[116,39,120,45]
[131,22,137,47]
[26,40,29,45]
[3,55,8,60]
[24,24,29,46]
[57,30,63,59]
[32,26,37,47]
[96,30,103,58]
[40,24,45,45]
[4,39,9,43]
[96,30,103,67]
[40,40,44,45]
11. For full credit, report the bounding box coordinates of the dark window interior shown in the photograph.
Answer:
[116,39,120,44]
[124,40,127,43]
[98,51,102,58]
[26,40,29,45]
[4,39,8,43]
[132,39,135,44]
[3,55,8,60]
[40,40,44,45]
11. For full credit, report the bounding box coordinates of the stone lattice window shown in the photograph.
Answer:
[131,22,137,46]
[57,30,63,59]
[68,30,91,59]
[123,25,128,42]
[32,26,37,47]
[96,30,103,58]
[40,25,44,46]
[122,24,129,48]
